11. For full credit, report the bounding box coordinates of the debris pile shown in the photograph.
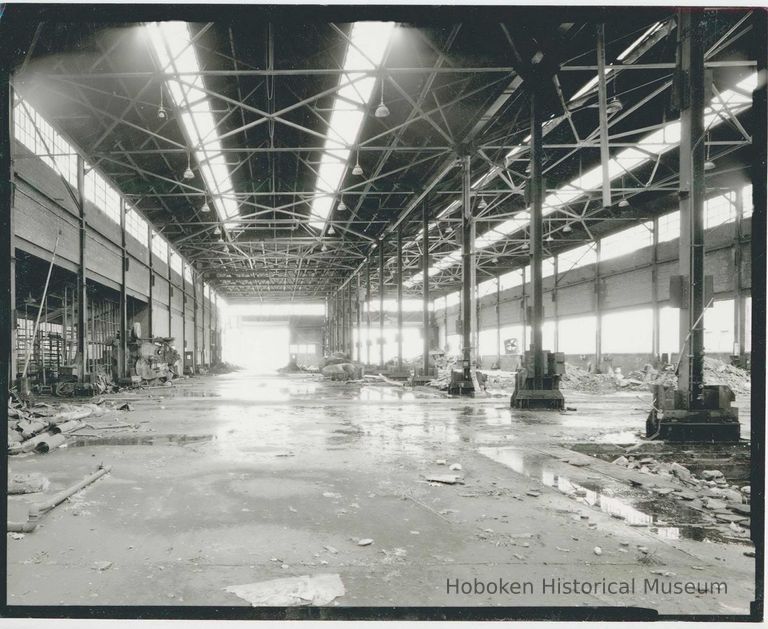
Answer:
[320,352,364,381]
[561,356,750,395]
[611,455,751,534]
[8,396,139,455]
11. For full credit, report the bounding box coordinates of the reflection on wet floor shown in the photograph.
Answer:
[479,445,741,544]
[68,434,214,448]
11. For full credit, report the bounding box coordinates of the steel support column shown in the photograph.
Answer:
[77,155,88,380]
[396,227,403,368]
[530,89,545,388]
[2,72,12,403]
[366,259,371,365]
[379,241,385,368]
[119,199,128,379]
[734,186,746,362]
[460,153,476,388]
[677,10,706,408]
[645,10,739,441]
[422,202,430,375]
[356,273,362,363]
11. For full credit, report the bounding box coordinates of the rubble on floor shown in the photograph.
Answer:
[224,573,346,606]
[7,395,146,455]
[610,454,751,535]
[208,361,241,375]
[320,352,363,381]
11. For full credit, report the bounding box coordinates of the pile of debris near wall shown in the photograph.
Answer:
[319,352,364,381]
[561,356,750,395]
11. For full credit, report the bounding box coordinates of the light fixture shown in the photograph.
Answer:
[491,256,499,264]
[374,77,390,118]
[328,225,335,236]
[563,223,572,233]
[618,198,630,208]
[183,152,194,180]
[213,225,221,236]
[337,198,347,212]
[157,87,167,120]
[321,243,328,252]
[217,234,224,243]
[546,233,554,242]
[201,199,210,213]
[478,197,488,210]
[521,240,529,251]
[606,97,623,114]
[704,131,715,171]
[352,152,363,177]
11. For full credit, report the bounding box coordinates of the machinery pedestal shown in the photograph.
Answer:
[510,351,565,410]
[646,384,740,442]
[447,368,480,396]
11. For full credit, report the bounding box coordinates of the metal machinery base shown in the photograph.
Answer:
[447,368,480,396]
[510,351,565,410]
[646,384,740,442]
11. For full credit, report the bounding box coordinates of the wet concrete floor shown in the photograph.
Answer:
[6,371,755,614]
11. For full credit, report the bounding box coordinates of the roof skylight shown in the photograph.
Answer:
[147,22,240,230]
[308,21,395,232]
[405,71,757,287]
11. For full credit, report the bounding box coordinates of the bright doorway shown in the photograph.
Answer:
[222,322,290,373]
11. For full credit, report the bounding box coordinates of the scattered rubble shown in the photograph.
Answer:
[224,573,345,606]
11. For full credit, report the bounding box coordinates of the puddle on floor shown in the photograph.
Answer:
[67,434,214,447]
[479,445,748,544]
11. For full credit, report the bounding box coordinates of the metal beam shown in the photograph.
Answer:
[596,23,612,208]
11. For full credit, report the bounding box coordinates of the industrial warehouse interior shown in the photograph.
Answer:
[0,4,764,621]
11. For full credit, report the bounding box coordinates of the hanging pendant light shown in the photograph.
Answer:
[157,87,167,120]
[201,199,210,213]
[563,222,572,233]
[213,225,221,236]
[704,133,716,170]
[478,197,488,210]
[217,234,224,243]
[328,225,335,236]
[337,198,347,212]
[374,77,390,118]
[321,243,328,252]
[618,198,630,208]
[352,151,363,177]
[183,152,194,180]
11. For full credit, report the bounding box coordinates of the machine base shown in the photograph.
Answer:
[646,384,741,442]
[510,388,565,410]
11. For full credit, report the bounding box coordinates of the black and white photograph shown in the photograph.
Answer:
[0,1,764,623]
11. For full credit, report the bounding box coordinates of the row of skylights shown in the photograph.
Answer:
[402,21,672,287]
[404,70,757,288]
[308,22,396,232]
[147,22,240,230]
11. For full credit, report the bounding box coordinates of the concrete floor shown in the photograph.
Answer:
[7,372,755,614]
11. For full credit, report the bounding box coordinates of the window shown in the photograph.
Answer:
[184,263,193,284]
[84,168,121,224]
[433,296,446,312]
[499,269,523,291]
[659,306,680,355]
[204,284,211,300]
[704,192,736,229]
[703,299,734,353]
[656,211,680,243]
[445,291,460,308]
[559,315,597,354]
[741,184,753,218]
[542,257,555,278]
[13,98,78,188]
[478,277,497,298]
[558,243,597,273]
[170,250,182,276]
[600,222,652,262]
[289,344,318,355]
[152,232,168,260]
[125,207,149,248]
[602,308,653,353]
